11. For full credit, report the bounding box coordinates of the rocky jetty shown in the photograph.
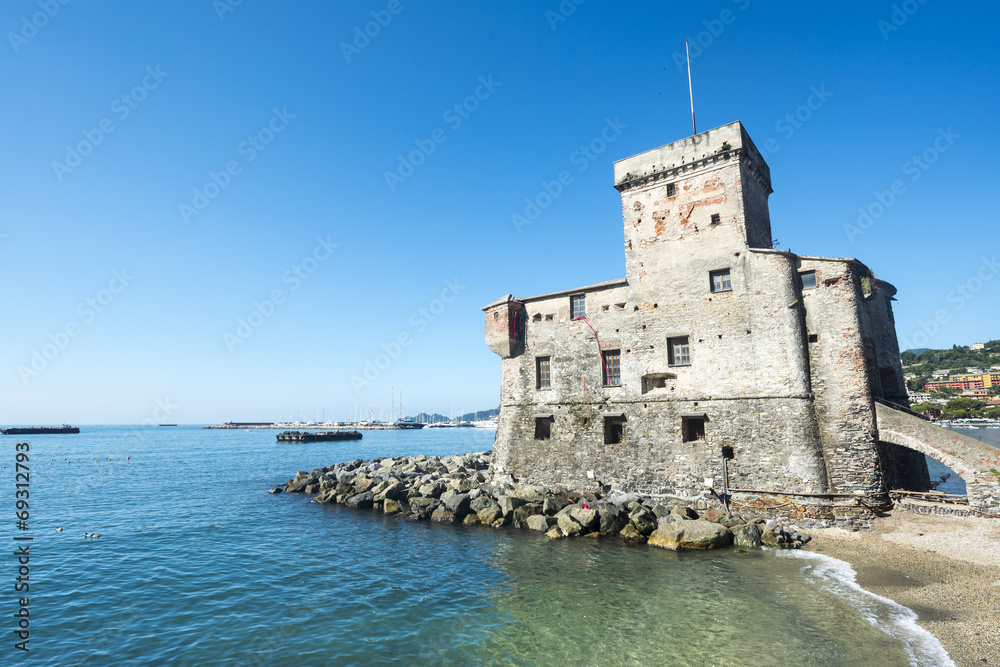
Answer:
[274,450,812,550]
[276,430,363,443]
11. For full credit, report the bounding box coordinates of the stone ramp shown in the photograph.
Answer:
[875,402,1000,515]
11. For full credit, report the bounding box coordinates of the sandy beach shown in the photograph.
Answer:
[806,510,1000,666]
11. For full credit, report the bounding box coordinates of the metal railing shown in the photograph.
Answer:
[873,396,930,421]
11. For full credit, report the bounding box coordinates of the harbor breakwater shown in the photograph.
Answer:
[274,449,812,550]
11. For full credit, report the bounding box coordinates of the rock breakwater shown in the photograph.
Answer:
[274,450,812,550]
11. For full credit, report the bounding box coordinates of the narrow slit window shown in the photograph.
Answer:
[536,356,551,390]
[571,294,586,320]
[602,350,621,386]
[710,269,732,293]
[668,336,691,366]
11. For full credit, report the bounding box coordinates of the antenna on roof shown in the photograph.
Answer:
[685,39,696,136]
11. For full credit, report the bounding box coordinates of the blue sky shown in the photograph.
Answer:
[2,1,997,424]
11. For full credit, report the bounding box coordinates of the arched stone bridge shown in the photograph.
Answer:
[875,402,1000,515]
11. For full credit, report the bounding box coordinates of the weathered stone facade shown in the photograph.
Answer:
[483,121,938,526]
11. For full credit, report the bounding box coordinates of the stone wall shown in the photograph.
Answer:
[484,120,914,526]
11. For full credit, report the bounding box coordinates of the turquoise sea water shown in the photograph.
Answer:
[1,426,955,666]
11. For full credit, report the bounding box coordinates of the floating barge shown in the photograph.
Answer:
[276,430,363,443]
[1,425,80,435]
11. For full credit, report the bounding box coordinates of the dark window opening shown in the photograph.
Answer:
[641,374,675,393]
[666,183,676,197]
[800,271,817,290]
[683,417,706,442]
[668,336,691,366]
[602,350,621,386]
[710,213,721,225]
[534,417,552,440]
[571,294,586,319]
[604,417,625,444]
[710,269,732,293]
[532,313,542,322]
[536,356,551,390]
[808,333,819,343]
[722,446,735,460]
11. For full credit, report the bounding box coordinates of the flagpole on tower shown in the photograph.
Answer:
[685,39,696,136]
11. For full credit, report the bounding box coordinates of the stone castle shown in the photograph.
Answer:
[481,121,958,526]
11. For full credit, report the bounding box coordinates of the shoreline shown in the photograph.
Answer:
[805,511,1000,666]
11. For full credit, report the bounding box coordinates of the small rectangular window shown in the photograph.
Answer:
[683,417,706,442]
[710,213,721,225]
[666,183,676,197]
[710,269,732,293]
[604,416,625,444]
[534,417,552,440]
[668,336,691,366]
[602,350,621,386]
[571,294,586,319]
[808,333,819,343]
[800,271,817,290]
[536,356,551,390]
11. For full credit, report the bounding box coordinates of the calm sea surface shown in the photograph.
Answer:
[1,426,961,666]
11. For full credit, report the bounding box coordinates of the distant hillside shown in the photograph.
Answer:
[902,341,1000,392]
[412,407,499,423]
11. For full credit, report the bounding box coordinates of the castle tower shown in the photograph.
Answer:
[613,122,772,303]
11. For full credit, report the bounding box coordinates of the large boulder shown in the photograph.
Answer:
[648,520,732,551]
[619,523,647,543]
[569,507,600,531]
[670,505,699,521]
[477,506,503,526]
[431,506,458,523]
[731,523,762,548]
[513,485,548,503]
[513,503,544,529]
[497,495,526,517]
[418,483,445,498]
[353,476,375,494]
[382,498,403,515]
[557,514,583,536]
[526,515,555,532]
[470,496,497,514]
[285,477,315,493]
[629,507,658,536]
[345,491,375,510]
[374,480,407,502]
[594,503,628,535]
[543,496,572,516]
[441,491,471,515]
